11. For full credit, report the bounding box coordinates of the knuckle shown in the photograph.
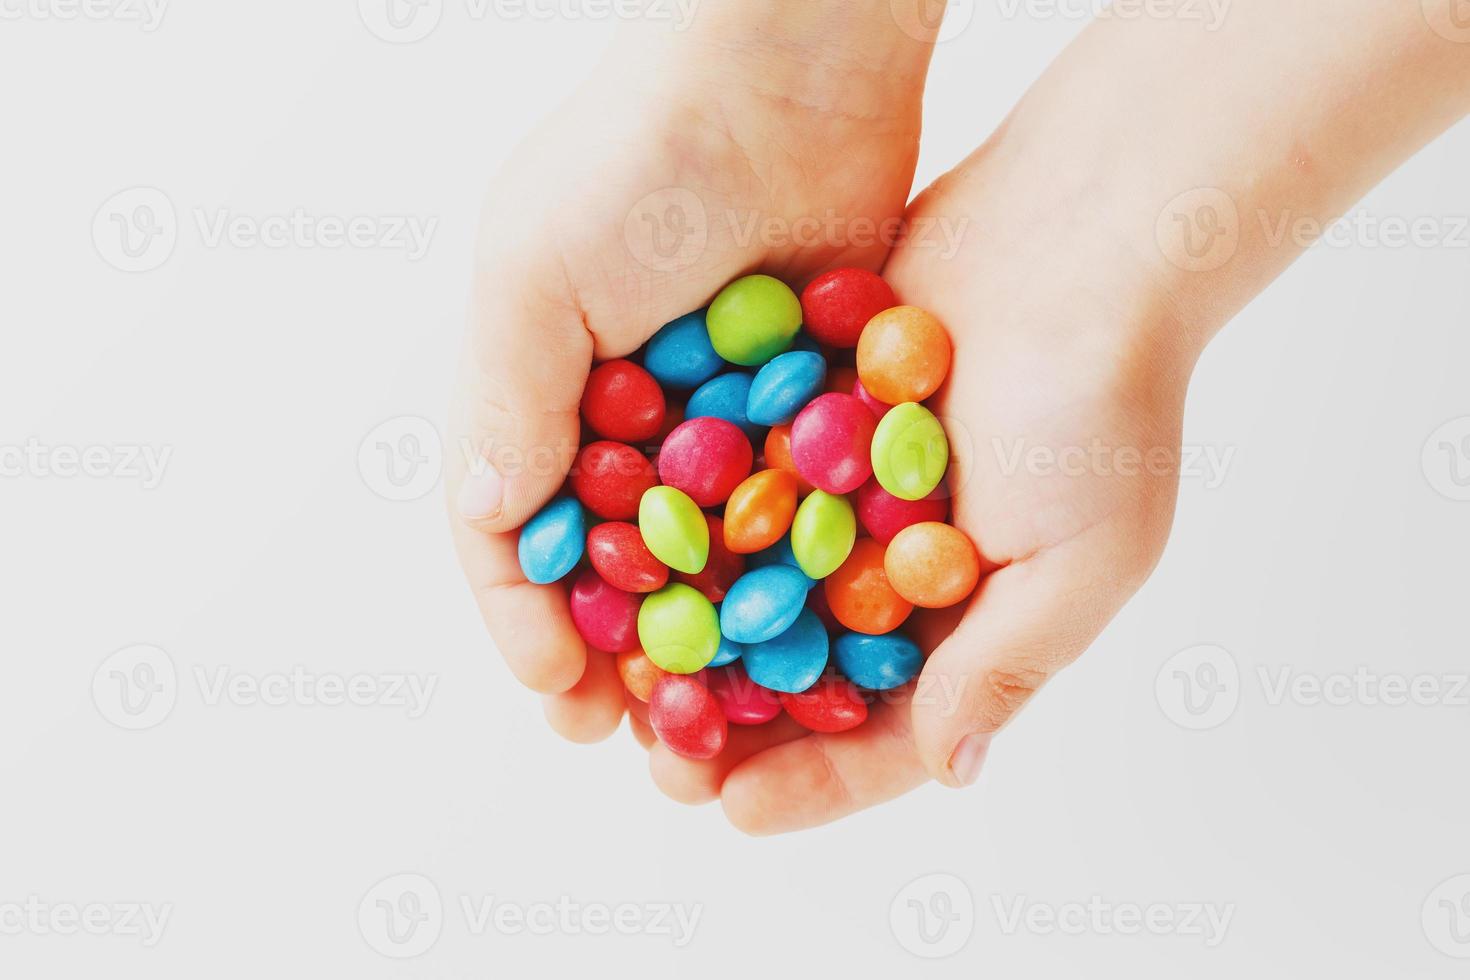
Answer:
[972,662,1050,733]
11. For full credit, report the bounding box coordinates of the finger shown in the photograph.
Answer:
[912,522,1161,789]
[543,649,625,743]
[627,710,656,750]
[719,697,929,836]
[449,524,586,694]
[648,715,808,806]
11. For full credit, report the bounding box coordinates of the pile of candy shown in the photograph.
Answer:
[517,269,979,760]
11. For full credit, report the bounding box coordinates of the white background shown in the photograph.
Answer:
[2,1,1469,976]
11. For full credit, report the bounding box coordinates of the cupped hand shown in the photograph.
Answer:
[448,21,937,743]
[648,132,1201,833]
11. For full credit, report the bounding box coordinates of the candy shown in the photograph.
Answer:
[806,580,843,633]
[672,515,745,602]
[824,538,913,636]
[780,676,868,733]
[790,490,856,579]
[801,268,898,348]
[854,477,949,545]
[685,371,763,441]
[616,649,669,702]
[826,365,860,397]
[723,469,798,555]
[644,310,724,389]
[762,424,816,496]
[742,608,829,694]
[746,351,827,426]
[657,417,753,507]
[719,565,811,644]
[855,306,952,404]
[871,402,949,501]
[638,486,709,575]
[570,441,657,520]
[884,522,981,609]
[746,533,817,590]
[707,663,783,725]
[790,331,823,354]
[709,636,744,668]
[517,496,586,584]
[587,521,668,593]
[833,631,922,691]
[582,359,666,443]
[706,275,802,366]
[649,673,728,760]
[638,583,721,674]
[852,379,892,419]
[569,568,643,653]
[790,392,877,495]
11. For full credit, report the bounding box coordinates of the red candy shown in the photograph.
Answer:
[707,664,783,726]
[780,677,868,733]
[649,673,728,760]
[582,359,666,443]
[568,567,643,653]
[673,515,745,602]
[852,379,892,419]
[570,441,657,520]
[789,393,877,495]
[854,477,949,545]
[587,522,669,593]
[800,268,898,349]
[657,417,753,507]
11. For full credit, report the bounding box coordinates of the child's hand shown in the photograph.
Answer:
[448,5,944,742]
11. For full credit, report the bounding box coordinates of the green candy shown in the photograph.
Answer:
[872,402,949,501]
[638,583,721,674]
[706,275,802,366]
[638,486,709,574]
[790,490,856,580]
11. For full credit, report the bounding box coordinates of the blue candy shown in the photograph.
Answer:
[517,497,586,585]
[709,636,744,667]
[685,372,765,442]
[643,310,725,389]
[833,631,922,691]
[743,609,830,694]
[746,350,827,426]
[746,533,817,590]
[719,565,811,644]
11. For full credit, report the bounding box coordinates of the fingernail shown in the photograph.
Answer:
[457,462,504,520]
[948,733,992,787]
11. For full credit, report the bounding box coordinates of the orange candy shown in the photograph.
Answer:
[723,469,799,554]
[616,649,669,703]
[824,538,913,635]
[856,306,952,404]
[763,424,816,496]
[883,522,980,609]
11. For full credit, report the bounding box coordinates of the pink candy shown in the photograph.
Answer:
[568,567,642,653]
[657,417,754,508]
[789,392,877,495]
[707,663,783,725]
[854,477,949,545]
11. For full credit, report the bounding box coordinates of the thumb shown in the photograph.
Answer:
[910,520,1163,788]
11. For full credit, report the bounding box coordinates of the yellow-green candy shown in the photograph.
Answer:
[790,490,856,579]
[638,583,720,674]
[706,275,802,366]
[638,486,709,574]
[872,402,949,501]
